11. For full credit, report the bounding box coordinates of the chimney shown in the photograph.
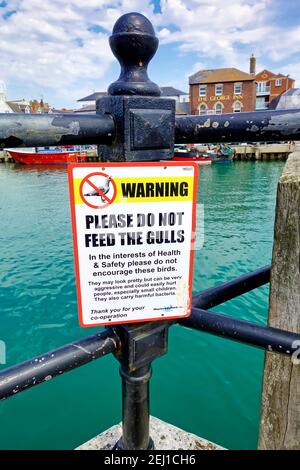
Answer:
[250,53,256,75]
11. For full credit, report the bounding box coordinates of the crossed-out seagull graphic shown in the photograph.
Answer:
[84,176,111,203]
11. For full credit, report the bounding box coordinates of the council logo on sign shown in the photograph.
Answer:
[79,172,117,209]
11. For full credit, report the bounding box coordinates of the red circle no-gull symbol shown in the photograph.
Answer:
[79,172,117,209]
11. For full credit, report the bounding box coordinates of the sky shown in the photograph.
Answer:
[0,0,300,109]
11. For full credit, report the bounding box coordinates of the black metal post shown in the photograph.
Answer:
[98,11,175,449]
[97,13,175,163]
[112,321,169,450]
[117,365,153,450]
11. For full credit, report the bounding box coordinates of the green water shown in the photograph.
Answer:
[0,161,284,450]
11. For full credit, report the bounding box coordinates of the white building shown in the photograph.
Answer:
[160,86,189,103]
[0,81,13,113]
[7,99,31,113]
[0,81,32,113]
[76,92,107,113]
[76,87,190,115]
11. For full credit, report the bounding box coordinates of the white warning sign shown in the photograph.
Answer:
[68,162,198,327]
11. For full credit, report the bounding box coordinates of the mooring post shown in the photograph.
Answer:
[259,151,300,449]
[98,12,175,450]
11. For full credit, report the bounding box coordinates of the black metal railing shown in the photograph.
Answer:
[1,267,300,449]
[1,12,300,450]
[0,329,119,399]
[1,109,300,150]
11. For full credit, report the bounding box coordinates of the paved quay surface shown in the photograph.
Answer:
[77,416,225,450]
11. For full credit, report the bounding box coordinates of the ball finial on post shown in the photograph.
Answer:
[97,11,175,162]
[108,12,161,96]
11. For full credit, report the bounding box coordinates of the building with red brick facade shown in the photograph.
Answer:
[255,69,295,110]
[189,68,256,115]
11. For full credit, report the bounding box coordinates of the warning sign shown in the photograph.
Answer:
[68,162,198,327]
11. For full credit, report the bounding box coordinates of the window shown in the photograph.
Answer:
[233,101,242,112]
[275,79,282,87]
[214,102,223,114]
[215,84,223,96]
[257,82,267,92]
[199,103,207,115]
[234,82,242,94]
[256,81,271,95]
[256,97,268,110]
[199,85,207,96]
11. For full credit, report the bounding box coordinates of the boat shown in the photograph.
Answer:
[6,146,88,165]
[210,144,234,163]
[172,145,212,165]
[211,156,233,163]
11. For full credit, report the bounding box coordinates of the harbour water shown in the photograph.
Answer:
[0,161,284,450]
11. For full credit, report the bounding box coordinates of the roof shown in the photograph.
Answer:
[160,86,188,96]
[281,88,298,96]
[256,69,294,81]
[78,88,188,101]
[51,108,74,113]
[189,68,254,85]
[6,101,30,113]
[269,88,300,110]
[77,92,107,102]
[74,104,96,114]
[255,69,274,79]
[176,102,190,115]
[6,102,21,112]
[271,73,294,80]
[9,99,30,105]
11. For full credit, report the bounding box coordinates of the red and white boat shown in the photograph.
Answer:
[6,147,87,165]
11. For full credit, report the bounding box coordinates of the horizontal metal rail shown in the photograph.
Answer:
[192,265,270,309]
[0,113,115,148]
[182,308,300,356]
[0,266,296,401]
[184,266,300,354]
[1,109,300,149]
[175,109,300,143]
[0,329,119,400]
